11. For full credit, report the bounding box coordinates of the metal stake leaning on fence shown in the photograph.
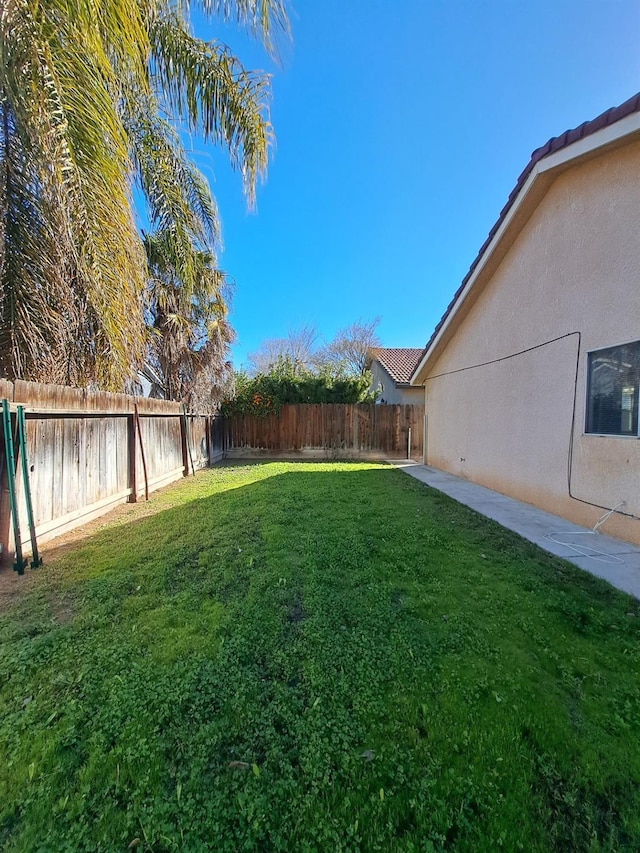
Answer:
[134,402,149,501]
[17,406,42,568]
[182,404,196,476]
[1,399,27,574]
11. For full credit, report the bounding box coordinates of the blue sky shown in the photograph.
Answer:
[189,1,640,369]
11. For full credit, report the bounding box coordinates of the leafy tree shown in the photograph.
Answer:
[0,0,289,388]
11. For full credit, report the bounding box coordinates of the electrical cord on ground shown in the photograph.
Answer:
[545,503,627,565]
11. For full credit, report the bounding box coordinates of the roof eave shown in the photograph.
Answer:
[410,107,640,386]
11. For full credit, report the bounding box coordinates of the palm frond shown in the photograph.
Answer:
[151,15,272,206]
[0,0,148,387]
[127,95,220,251]
[197,0,290,59]
[1,0,276,390]
[143,229,233,409]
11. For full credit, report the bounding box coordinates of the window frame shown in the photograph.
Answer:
[584,338,640,438]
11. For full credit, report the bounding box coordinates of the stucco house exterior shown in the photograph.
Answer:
[411,93,640,546]
[369,348,425,404]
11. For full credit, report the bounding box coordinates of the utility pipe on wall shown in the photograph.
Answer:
[422,413,427,466]
[407,428,412,460]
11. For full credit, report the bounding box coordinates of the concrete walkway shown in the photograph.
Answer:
[390,460,640,599]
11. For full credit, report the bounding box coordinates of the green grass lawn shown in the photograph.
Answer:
[1,461,640,852]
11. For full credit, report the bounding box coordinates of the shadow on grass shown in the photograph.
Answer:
[35,460,636,613]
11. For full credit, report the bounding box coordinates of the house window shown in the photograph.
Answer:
[586,341,640,436]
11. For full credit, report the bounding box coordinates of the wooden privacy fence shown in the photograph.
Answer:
[223,403,425,460]
[1,387,423,565]
[0,379,223,561]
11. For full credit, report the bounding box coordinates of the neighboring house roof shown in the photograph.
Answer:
[412,91,640,384]
[139,362,166,398]
[372,348,425,386]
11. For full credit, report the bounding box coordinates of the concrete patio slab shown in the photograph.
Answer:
[390,460,640,599]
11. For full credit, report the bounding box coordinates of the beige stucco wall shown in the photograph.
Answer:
[421,138,640,545]
[370,361,424,405]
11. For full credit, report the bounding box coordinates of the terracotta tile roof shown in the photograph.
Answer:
[421,91,640,360]
[372,348,425,384]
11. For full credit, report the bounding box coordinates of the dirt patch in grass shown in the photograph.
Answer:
[287,590,305,625]
[48,592,75,624]
[0,565,39,610]
[0,474,205,611]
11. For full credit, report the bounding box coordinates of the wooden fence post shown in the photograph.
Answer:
[394,406,399,453]
[127,413,137,502]
[352,407,358,452]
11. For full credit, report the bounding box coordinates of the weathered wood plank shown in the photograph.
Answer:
[0,379,14,401]
[223,404,425,459]
[128,414,137,503]
[0,378,217,562]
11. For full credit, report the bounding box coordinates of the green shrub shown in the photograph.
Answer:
[221,358,377,416]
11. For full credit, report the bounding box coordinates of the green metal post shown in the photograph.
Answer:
[1,399,27,574]
[17,407,42,568]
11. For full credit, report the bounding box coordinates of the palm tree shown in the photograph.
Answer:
[144,230,234,410]
[0,0,289,388]
[0,0,150,386]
